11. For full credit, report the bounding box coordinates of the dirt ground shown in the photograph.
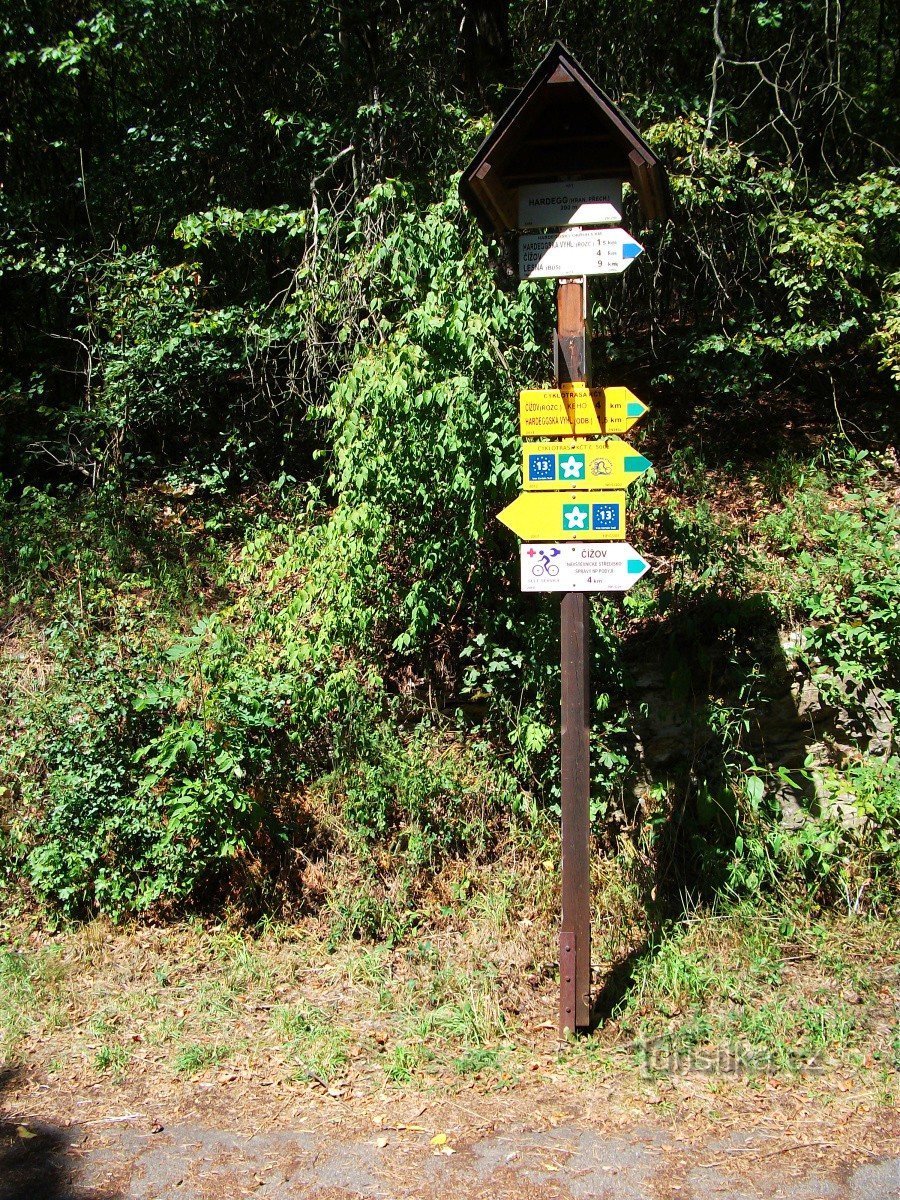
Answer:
[2,1064,898,1200]
[1,914,897,1197]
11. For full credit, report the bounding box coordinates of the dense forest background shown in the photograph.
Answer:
[1,0,898,927]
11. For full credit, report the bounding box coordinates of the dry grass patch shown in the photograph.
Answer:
[0,897,896,1136]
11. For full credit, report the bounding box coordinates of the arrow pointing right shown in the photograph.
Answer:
[519,385,648,436]
[520,543,650,592]
[518,227,644,279]
[522,438,652,490]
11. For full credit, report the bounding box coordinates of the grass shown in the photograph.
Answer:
[271,1001,350,1083]
[0,436,896,1140]
[173,1042,232,1075]
[0,895,896,1122]
[560,905,898,1105]
[94,1043,130,1078]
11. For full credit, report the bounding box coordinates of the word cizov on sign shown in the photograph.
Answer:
[520,542,650,592]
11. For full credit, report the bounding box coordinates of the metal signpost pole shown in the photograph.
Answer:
[556,277,592,1036]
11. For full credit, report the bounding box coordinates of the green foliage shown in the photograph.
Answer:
[332,718,511,863]
[758,447,900,712]
[5,618,288,917]
[1,1,898,923]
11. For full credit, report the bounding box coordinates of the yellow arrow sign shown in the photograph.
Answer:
[602,387,648,434]
[522,438,652,491]
[497,490,627,541]
[519,385,647,437]
[520,384,599,435]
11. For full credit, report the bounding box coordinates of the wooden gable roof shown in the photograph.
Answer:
[460,42,670,238]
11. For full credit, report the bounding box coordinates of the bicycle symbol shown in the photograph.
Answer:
[531,549,560,577]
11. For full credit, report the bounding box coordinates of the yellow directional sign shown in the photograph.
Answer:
[520,384,600,436]
[602,387,648,434]
[522,438,651,491]
[497,490,627,541]
[519,384,647,437]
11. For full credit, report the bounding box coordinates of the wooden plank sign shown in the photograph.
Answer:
[519,385,648,437]
[522,439,651,490]
[497,490,626,541]
[518,179,623,228]
[520,542,650,592]
[519,227,643,279]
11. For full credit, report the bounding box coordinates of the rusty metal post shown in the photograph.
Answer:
[556,277,592,1036]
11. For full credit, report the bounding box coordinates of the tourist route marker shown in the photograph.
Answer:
[520,543,650,592]
[459,40,670,1039]
[522,439,651,490]
[520,384,648,437]
[497,491,627,541]
[518,178,622,229]
[519,227,643,279]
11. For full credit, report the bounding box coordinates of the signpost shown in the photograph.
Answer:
[519,227,643,280]
[520,543,650,592]
[497,490,627,540]
[459,41,669,1039]
[521,440,651,490]
[519,385,648,437]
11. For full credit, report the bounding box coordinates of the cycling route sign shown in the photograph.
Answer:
[519,384,648,437]
[522,439,651,491]
[497,490,627,541]
[520,543,650,592]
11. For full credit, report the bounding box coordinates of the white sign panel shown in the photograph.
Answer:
[518,227,643,279]
[520,543,650,592]
[518,179,622,228]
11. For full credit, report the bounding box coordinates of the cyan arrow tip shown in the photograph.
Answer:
[627,558,648,575]
[622,241,643,259]
[624,455,652,474]
[626,400,647,417]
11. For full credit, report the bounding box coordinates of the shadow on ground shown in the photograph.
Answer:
[0,1067,120,1200]
[590,940,653,1028]
[588,590,829,1026]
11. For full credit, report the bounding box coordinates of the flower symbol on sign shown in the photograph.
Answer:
[560,454,585,479]
[563,505,588,530]
[591,458,612,476]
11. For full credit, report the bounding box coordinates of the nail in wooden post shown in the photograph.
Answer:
[557,277,592,1036]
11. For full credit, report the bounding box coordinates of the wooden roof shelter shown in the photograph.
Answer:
[459,42,670,237]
